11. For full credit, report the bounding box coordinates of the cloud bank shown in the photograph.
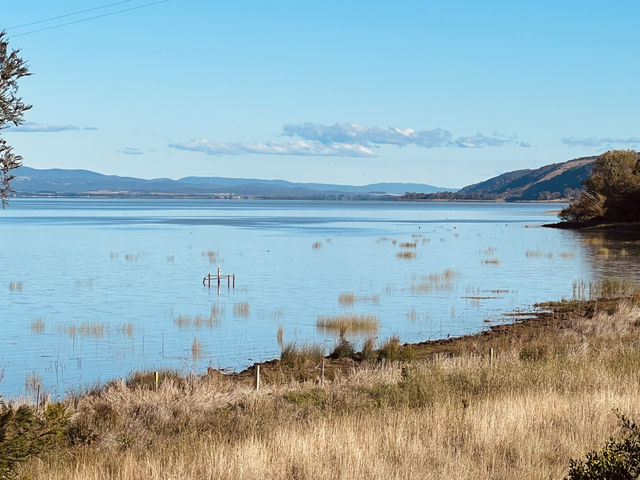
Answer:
[170,122,529,158]
[6,122,97,133]
[561,136,640,147]
[170,139,375,157]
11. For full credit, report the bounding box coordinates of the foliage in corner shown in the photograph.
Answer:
[565,411,640,480]
[0,31,31,208]
[0,403,69,479]
[560,150,640,223]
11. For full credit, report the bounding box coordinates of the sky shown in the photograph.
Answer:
[1,0,639,188]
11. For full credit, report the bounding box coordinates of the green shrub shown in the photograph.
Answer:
[0,403,69,479]
[565,412,640,479]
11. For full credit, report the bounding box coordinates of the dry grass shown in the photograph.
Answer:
[399,241,417,248]
[277,325,284,349]
[16,297,640,480]
[559,251,575,259]
[338,292,356,306]
[191,338,204,361]
[484,258,500,264]
[317,314,379,335]
[64,322,105,338]
[118,323,134,337]
[526,250,541,257]
[202,250,218,264]
[30,318,45,334]
[411,269,458,293]
[176,307,224,328]
[233,302,250,318]
[396,250,417,259]
[338,292,379,306]
[24,371,42,393]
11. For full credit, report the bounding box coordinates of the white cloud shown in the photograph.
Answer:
[283,122,528,149]
[6,122,97,133]
[170,122,528,158]
[561,136,640,147]
[117,147,144,156]
[282,122,453,147]
[169,139,375,157]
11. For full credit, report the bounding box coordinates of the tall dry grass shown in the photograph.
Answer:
[16,299,640,480]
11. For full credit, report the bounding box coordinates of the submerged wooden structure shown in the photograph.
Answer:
[203,266,236,290]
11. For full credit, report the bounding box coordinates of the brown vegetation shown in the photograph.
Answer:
[12,292,640,479]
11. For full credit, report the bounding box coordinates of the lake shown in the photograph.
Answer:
[2,198,640,399]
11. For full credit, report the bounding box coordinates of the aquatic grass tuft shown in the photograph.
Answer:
[397,250,417,259]
[191,338,204,361]
[312,241,323,249]
[411,269,459,293]
[338,292,356,306]
[30,318,45,334]
[338,292,379,306]
[9,281,22,292]
[317,314,379,335]
[233,302,250,318]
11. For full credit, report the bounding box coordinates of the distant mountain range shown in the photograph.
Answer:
[400,156,596,202]
[11,156,596,201]
[11,167,449,199]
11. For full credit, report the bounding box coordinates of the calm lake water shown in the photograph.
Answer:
[2,199,640,399]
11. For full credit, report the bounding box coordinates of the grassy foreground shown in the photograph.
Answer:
[13,296,640,479]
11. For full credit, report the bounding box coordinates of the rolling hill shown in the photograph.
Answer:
[401,156,596,201]
[10,167,450,198]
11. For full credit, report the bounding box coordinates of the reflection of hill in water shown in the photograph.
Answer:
[577,230,640,283]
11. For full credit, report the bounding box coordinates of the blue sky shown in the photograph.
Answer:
[2,1,639,187]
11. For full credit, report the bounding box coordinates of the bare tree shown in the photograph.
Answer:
[0,31,31,208]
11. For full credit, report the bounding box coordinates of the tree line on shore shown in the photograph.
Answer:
[560,150,640,223]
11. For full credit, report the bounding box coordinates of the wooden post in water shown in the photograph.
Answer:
[154,371,159,392]
[255,365,260,391]
[321,360,325,386]
[217,266,221,288]
[232,274,235,288]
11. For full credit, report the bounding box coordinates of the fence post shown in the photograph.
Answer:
[255,365,260,391]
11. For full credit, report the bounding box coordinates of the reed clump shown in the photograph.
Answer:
[338,292,379,306]
[30,318,45,334]
[411,269,458,293]
[317,314,379,335]
[396,250,417,259]
[280,343,325,369]
[233,302,250,318]
[64,322,105,338]
[312,241,323,249]
[9,281,22,292]
[201,250,218,264]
